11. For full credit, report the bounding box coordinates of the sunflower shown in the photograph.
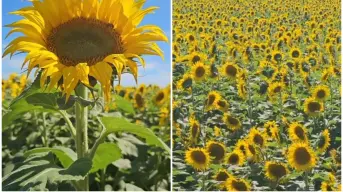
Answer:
[187,51,207,65]
[153,89,167,106]
[206,91,221,110]
[248,127,266,148]
[263,121,279,141]
[4,0,167,102]
[226,150,245,166]
[137,84,146,95]
[133,92,145,110]
[221,62,240,79]
[177,74,193,90]
[287,142,316,171]
[206,141,226,163]
[312,85,330,101]
[216,99,229,112]
[317,129,331,153]
[185,147,211,170]
[304,97,324,116]
[213,169,231,189]
[237,79,247,99]
[288,122,308,142]
[272,50,283,62]
[225,177,251,191]
[321,182,336,191]
[223,113,241,131]
[189,117,200,143]
[267,81,285,98]
[264,161,288,181]
[246,143,260,162]
[235,139,248,156]
[191,62,208,81]
[214,126,222,137]
[290,47,302,59]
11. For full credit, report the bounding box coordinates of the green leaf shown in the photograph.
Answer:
[2,152,92,191]
[114,95,135,114]
[24,147,77,168]
[90,143,121,173]
[26,93,58,110]
[10,72,41,107]
[100,117,170,153]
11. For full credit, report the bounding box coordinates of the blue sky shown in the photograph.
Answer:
[2,0,171,87]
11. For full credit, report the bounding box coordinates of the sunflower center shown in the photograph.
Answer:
[268,164,287,179]
[47,17,123,66]
[292,50,300,58]
[208,144,225,161]
[156,92,165,102]
[318,135,326,148]
[239,145,246,154]
[228,117,239,125]
[135,94,144,108]
[225,65,237,77]
[273,86,282,93]
[218,100,226,108]
[308,101,321,112]
[317,90,326,98]
[294,147,311,165]
[192,55,201,63]
[182,78,192,88]
[195,67,205,77]
[253,134,264,146]
[208,95,216,105]
[294,126,305,140]
[191,151,206,164]
[228,154,239,164]
[232,180,248,191]
[248,145,256,155]
[273,53,282,61]
[216,172,229,181]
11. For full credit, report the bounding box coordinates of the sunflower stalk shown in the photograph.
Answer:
[75,84,89,191]
[304,171,309,190]
[42,112,48,147]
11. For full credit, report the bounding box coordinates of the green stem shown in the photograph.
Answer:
[42,112,48,147]
[58,110,76,139]
[88,117,107,159]
[75,84,89,191]
[304,171,309,190]
[100,168,106,191]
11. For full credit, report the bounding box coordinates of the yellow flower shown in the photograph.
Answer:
[221,62,240,80]
[206,91,221,110]
[248,127,266,148]
[304,97,324,116]
[214,126,222,137]
[263,121,279,141]
[226,150,245,166]
[288,122,308,143]
[216,99,229,112]
[317,129,331,153]
[213,169,231,190]
[189,116,200,143]
[287,142,316,171]
[185,147,211,170]
[133,92,145,110]
[290,47,302,59]
[191,62,209,82]
[206,140,226,163]
[4,0,167,102]
[153,89,168,107]
[321,181,336,191]
[264,161,288,181]
[267,81,285,98]
[312,85,330,101]
[225,177,251,191]
[177,74,193,90]
[223,113,241,131]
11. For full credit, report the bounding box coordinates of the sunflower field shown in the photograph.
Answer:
[172,0,341,191]
[2,0,170,191]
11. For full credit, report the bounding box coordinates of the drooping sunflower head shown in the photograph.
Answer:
[216,99,229,112]
[137,84,146,95]
[153,89,168,107]
[191,62,209,81]
[221,62,240,79]
[206,91,221,110]
[312,85,330,101]
[235,139,247,156]
[185,147,211,170]
[223,113,241,131]
[246,143,260,163]
[317,129,331,153]
[206,140,226,163]
[177,74,193,90]
[248,127,266,148]
[189,117,200,142]
[288,122,308,142]
[264,161,288,181]
[304,97,324,116]
[225,177,251,191]
[4,0,168,102]
[237,79,247,99]
[267,81,285,98]
[287,142,317,171]
[226,150,245,166]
